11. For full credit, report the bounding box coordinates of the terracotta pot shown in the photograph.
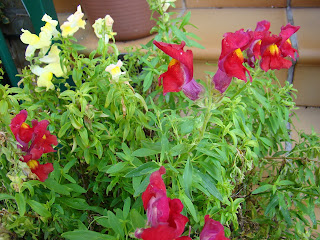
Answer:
[81,0,156,41]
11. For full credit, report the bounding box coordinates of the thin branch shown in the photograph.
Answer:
[264,156,320,163]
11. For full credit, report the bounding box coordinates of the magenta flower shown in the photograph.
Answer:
[136,166,189,240]
[200,215,229,240]
[153,40,204,100]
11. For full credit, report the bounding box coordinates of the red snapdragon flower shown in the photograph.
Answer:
[26,159,54,182]
[9,110,34,152]
[136,167,230,240]
[199,215,229,240]
[259,23,299,71]
[153,41,204,100]
[10,110,56,182]
[213,29,253,93]
[136,166,189,240]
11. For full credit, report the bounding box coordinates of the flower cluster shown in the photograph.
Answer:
[20,6,87,91]
[154,20,299,97]
[10,110,57,182]
[135,167,229,240]
[213,20,300,93]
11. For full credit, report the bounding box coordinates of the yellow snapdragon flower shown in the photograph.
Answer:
[41,14,59,38]
[20,29,51,57]
[31,45,64,90]
[92,15,116,43]
[60,5,86,37]
[105,60,126,81]
[20,14,59,57]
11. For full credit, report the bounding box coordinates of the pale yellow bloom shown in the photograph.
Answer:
[31,66,54,90]
[60,5,86,37]
[92,15,116,43]
[31,45,65,90]
[161,0,176,12]
[41,14,59,38]
[39,45,64,77]
[20,29,51,57]
[105,60,125,81]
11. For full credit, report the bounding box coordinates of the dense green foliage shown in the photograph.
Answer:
[0,2,319,239]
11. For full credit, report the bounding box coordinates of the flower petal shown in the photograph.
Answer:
[182,78,204,100]
[200,215,229,240]
[153,41,193,84]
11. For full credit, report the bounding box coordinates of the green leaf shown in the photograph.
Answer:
[15,193,26,217]
[130,209,146,229]
[265,194,279,216]
[123,197,131,219]
[181,194,198,222]
[171,25,189,45]
[278,192,292,226]
[63,158,77,174]
[106,162,127,174]
[198,172,223,201]
[277,180,294,186]
[71,44,87,51]
[62,230,115,240]
[133,174,151,197]
[44,178,71,195]
[107,211,124,239]
[58,122,72,138]
[170,143,190,156]
[132,148,160,157]
[64,184,87,193]
[27,199,51,218]
[125,162,159,178]
[0,193,14,201]
[143,71,153,92]
[59,197,89,210]
[183,159,193,199]
[252,184,272,195]
[78,128,89,147]
[180,11,191,28]
[0,100,8,114]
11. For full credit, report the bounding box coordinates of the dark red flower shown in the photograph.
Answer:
[142,166,169,227]
[153,41,204,100]
[259,23,299,71]
[10,110,34,151]
[213,29,253,93]
[27,159,54,182]
[199,215,229,240]
[136,167,189,240]
[28,119,58,160]
[10,110,57,182]
[259,34,292,71]
[279,24,300,60]
[246,20,271,67]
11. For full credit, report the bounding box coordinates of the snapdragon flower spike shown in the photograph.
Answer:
[136,166,190,240]
[153,40,204,100]
[199,215,229,240]
[10,110,57,182]
[10,110,34,151]
[213,29,253,93]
